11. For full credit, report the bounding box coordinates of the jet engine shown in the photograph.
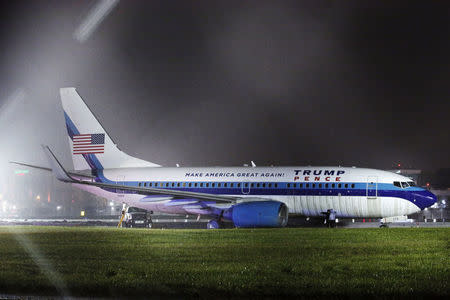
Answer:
[229,200,288,228]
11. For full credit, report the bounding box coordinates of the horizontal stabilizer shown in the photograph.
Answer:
[9,161,95,179]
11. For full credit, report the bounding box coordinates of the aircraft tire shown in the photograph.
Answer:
[207,220,220,229]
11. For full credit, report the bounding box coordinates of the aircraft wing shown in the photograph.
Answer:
[41,145,238,204]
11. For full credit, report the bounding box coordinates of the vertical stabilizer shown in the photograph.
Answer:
[60,87,160,170]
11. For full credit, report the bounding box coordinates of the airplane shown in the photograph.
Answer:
[12,88,437,228]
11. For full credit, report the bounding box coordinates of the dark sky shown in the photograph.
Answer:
[0,0,449,171]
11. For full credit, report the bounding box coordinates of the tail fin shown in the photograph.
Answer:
[60,87,160,170]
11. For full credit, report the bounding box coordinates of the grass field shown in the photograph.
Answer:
[0,226,448,298]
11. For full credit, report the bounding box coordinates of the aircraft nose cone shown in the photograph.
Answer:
[427,190,438,207]
[413,190,437,210]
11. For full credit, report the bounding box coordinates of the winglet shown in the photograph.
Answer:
[41,145,76,182]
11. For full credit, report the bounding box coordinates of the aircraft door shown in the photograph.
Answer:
[366,176,377,199]
[241,181,250,195]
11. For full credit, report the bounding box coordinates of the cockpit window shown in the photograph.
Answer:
[401,182,409,188]
[408,181,416,187]
[393,181,401,188]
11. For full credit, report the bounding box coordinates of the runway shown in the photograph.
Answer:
[0,217,448,228]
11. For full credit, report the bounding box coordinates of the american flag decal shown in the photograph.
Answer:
[73,133,105,155]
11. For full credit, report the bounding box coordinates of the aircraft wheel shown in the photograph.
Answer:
[207,220,220,229]
[147,222,153,229]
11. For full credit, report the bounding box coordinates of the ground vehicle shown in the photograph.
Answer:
[123,207,152,228]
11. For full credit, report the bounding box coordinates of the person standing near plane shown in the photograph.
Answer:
[322,210,331,227]
[329,209,336,228]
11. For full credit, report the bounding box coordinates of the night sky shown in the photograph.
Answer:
[0,0,449,172]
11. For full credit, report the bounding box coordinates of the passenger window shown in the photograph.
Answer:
[224,183,228,187]
[237,183,241,188]
[344,184,348,188]
[183,183,186,187]
[312,183,316,188]
[293,183,296,188]
[300,183,303,188]
[245,183,248,187]
[218,183,221,187]
[325,183,328,188]
[287,183,291,188]
[351,184,355,188]
[306,183,309,188]
[212,183,215,187]
[200,183,203,187]
[171,183,175,187]
[268,183,272,188]
[262,183,266,188]
[332,183,335,188]
[206,183,209,187]
[189,183,192,187]
[338,184,342,188]
[230,183,234,188]
[256,183,260,188]
[149,183,153,187]
[138,182,141,187]
[274,183,278,188]
[319,183,322,188]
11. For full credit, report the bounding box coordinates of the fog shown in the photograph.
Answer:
[0,1,448,217]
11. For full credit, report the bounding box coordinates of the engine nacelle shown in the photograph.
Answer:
[230,201,288,228]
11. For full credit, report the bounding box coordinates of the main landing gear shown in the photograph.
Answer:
[207,220,220,229]
[207,212,225,229]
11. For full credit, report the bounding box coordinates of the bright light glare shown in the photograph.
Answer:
[56,206,62,211]
[0,88,26,121]
[73,0,120,43]
[5,227,69,297]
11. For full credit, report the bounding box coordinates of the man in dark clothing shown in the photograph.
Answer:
[321,209,331,227]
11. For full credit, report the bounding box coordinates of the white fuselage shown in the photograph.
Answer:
[74,166,430,218]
